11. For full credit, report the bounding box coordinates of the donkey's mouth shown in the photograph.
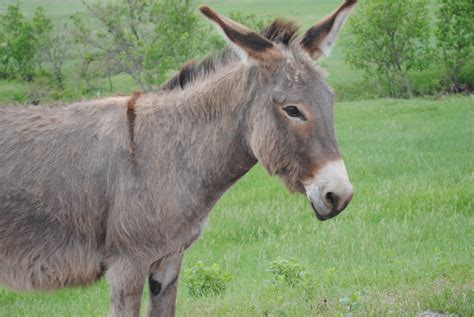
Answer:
[310,201,329,221]
[310,199,348,221]
[310,201,345,221]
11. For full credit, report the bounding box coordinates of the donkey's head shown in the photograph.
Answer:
[200,0,356,220]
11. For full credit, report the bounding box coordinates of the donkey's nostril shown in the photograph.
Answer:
[325,192,338,209]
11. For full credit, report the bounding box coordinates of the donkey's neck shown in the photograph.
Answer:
[136,63,259,215]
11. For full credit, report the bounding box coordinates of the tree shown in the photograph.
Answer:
[341,0,432,98]
[70,12,110,92]
[31,7,72,90]
[32,6,53,70]
[79,0,218,91]
[436,0,473,92]
[0,1,36,80]
[44,26,72,90]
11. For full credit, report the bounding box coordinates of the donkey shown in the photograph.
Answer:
[0,1,356,316]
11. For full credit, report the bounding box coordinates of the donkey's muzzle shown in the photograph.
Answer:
[304,160,353,221]
[310,191,353,221]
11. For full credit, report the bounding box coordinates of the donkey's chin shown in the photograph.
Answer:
[309,201,340,221]
[310,201,326,221]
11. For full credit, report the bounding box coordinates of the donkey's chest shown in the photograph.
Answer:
[177,215,209,252]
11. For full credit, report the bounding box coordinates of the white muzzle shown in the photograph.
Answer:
[304,159,353,220]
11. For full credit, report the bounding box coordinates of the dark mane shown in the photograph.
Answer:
[261,18,299,46]
[161,19,299,92]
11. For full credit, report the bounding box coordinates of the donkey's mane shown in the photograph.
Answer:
[161,19,299,92]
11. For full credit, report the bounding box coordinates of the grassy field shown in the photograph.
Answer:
[0,95,472,316]
[0,0,473,316]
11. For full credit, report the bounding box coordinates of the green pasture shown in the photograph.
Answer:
[0,0,473,316]
[1,95,472,316]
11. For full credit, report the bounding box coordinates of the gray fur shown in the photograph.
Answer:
[0,3,355,316]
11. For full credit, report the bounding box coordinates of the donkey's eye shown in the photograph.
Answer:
[283,106,306,120]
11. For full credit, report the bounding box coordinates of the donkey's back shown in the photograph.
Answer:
[0,97,130,291]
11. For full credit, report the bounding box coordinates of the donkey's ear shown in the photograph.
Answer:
[200,5,278,61]
[300,0,357,60]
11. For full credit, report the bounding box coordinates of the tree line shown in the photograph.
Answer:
[0,0,472,102]
[0,1,225,92]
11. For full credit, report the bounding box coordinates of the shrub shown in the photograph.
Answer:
[0,81,29,104]
[459,60,474,89]
[0,2,37,80]
[409,67,444,97]
[342,0,432,98]
[436,0,474,93]
[268,258,309,287]
[183,261,232,297]
[77,0,222,91]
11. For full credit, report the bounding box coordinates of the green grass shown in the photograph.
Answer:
[1,95,473,316]
[0,0,472,315]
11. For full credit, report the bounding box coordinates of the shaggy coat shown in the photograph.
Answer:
[0,1,356,316]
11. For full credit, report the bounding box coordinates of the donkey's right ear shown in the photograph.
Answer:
[299,0,357,60]
[200,5,279,62]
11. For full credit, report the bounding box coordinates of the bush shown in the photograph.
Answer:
[436,0,473,93]
[183,261,232,297]
[409,68,444,97]
[0,2,37,80]
[458,59,474,91]
[342,0,432,98]
[268,258,309,287]
[0,81,29,104]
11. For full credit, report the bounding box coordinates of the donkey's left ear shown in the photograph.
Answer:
[300,0,357,60]
[200,5,279,62]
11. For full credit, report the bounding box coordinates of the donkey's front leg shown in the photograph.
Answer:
[147,252,184,317]
[106,257,148,317]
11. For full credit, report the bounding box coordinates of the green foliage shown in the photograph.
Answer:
[147,0,218,84]
[78,0,220,91]
[69,12,107,92]
[33,8,71,90]
[408,68,444,97]
[1,0,470,102]
[342,0,433,98]
[436,0,474,92]
[268,258,309,287]
[0,1,36,80]
[0,80,29,103]
[459,59,474,87]
[183,261,232,297]
[65,0,271,93]
[0,3,69,88]
[32,6,53,45]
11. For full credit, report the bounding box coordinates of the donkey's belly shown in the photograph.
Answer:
[0,247,105,292]
[0,187,107,291]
